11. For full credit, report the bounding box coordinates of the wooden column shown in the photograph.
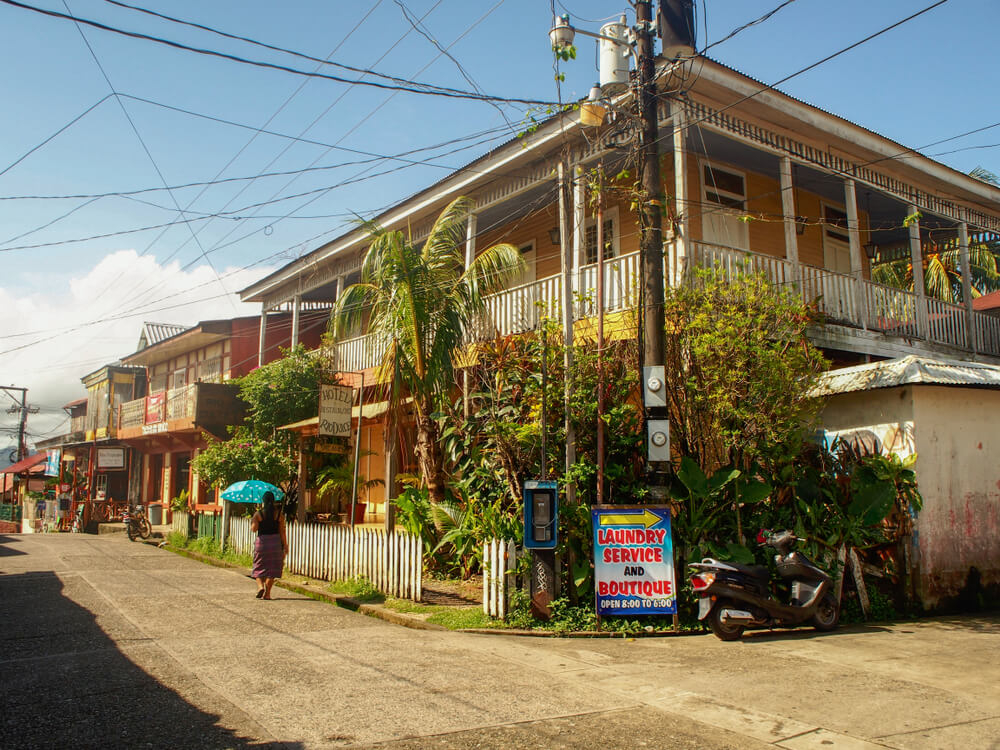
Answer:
[908,205,928,337]
[291,294,301,349]
[257,305,268,367]
[672,107,689,286]
[780,157,800,282]
[958,222,975,351]
[558,161,576,500]
[296,433,307,523]
[572,166,586,290]
[844,179,867,329]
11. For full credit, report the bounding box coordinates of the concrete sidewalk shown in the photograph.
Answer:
[2,532,998,749]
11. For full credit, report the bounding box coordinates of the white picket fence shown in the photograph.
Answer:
[482,539,520,618]
[228,516,423,601]
[171,510,190,537]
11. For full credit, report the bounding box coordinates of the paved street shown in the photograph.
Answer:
[1,533,998,749]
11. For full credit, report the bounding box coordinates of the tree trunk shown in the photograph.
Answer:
[414,412,447,505]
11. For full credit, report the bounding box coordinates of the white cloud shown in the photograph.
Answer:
[0,249,274,448]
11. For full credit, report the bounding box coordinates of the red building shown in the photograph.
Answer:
[116,313,327,516]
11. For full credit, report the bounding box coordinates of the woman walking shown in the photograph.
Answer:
[251,491,287,599]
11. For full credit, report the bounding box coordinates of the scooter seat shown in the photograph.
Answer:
[728,562,769,581]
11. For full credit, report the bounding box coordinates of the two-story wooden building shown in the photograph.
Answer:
[238,55,1000,599]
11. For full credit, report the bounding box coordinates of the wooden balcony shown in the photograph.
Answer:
[117,382,243,441]
[331,243,1000,373]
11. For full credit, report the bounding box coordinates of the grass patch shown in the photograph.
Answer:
[167,533,251,568]
[326,576,384,603]
[382,598,437,615]
[426,607,501,630]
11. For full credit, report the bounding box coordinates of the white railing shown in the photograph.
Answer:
[228,517,423,601]
[485,274,563,337]
[328,241,1000,367]
[576,251,641,317]
[171,510,190,537]
[975,311,1000,353]
[926,298,966,348]
[864,282,918,338]
[482,538,519,619]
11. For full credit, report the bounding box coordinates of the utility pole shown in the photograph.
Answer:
[636,0,665,373]
[2,386,34,463]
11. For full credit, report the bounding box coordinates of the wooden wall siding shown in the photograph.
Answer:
[684,99,1000,234]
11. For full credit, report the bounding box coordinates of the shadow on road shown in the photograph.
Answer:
[739,622,893,643]
[0,534,27,557]
[0,562,299,749]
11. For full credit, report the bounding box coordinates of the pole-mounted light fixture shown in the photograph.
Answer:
[549,14,575,50]
[548,227,561,245]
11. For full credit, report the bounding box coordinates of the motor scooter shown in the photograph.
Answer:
[688,529,840,641]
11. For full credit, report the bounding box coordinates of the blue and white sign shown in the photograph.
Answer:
[592,506,677,616]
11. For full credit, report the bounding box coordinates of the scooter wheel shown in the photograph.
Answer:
[138,517,152,539]
[707,600,745,641]
[126,525,137,542]
[812,592,840,632]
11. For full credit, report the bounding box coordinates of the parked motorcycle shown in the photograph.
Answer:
[123,505,152,542]
[688,529,840,641]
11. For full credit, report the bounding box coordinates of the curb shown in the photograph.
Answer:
[156,543,445,631]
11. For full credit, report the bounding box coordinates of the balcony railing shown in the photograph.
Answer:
[332,242,1000,368]
[119,384,199,431]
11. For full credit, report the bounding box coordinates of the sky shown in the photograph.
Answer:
[1,0,997,449]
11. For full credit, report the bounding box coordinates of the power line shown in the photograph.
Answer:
[61,0,237,315]
[106,0,455,316]
[0,94,113,177]
[98,0,484,100]
[701,0,800,54]
[0,0,561,107]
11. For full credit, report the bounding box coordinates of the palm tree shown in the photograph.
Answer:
[330,196,523,505]
[872,238,1000,303]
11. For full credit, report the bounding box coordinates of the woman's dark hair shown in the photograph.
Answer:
[261,491,275,519]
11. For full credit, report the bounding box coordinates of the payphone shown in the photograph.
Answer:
[523,480,558,549]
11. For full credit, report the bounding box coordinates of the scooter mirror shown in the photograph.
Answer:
[756,529,768,544]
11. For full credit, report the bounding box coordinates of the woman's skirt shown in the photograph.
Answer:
[252,533,284,579]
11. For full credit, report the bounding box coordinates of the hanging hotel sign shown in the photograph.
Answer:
[318,384,354,437]
[591,506,677,616]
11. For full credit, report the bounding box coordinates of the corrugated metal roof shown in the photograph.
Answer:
[972,290,1000,312]
[0,452,48,474]
[811,355,1000,397]
[137,322,189,351]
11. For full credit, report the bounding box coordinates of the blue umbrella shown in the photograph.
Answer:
[220,480,285,504]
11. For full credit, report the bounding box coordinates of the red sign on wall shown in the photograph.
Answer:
[145,393,165,424]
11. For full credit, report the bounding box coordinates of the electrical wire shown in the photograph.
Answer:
[0,0,562,107]
[701,0,800,54]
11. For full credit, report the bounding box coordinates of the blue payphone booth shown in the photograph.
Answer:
[523,480,558,550]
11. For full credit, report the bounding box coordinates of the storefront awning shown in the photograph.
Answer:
[0,452,48,475]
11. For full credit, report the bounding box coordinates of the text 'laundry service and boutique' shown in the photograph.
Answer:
[591,507,677,616]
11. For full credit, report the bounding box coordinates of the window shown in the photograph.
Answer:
[701,162,750,251]
[149,373,167,395]
[703,165,746,209]
[170,369,186,391]
[513,241,536,286]
[823,205,850,243]
[584,207,619,265]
